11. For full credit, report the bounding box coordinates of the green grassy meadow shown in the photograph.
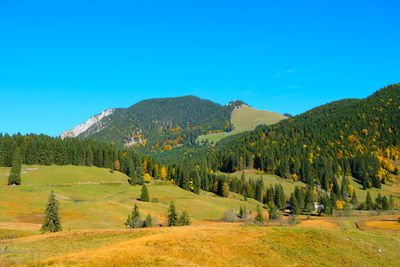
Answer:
[0,165,259,230]
[198,104,286,144]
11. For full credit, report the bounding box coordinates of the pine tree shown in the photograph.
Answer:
[193,170,200,194]
[382,196,389,210]
[254,178,264,202]
[239,206,248,219]
[340,177,349,201]
[365,191,373,210]
[350,190,358,205]
[41,191,62,233]
[389,195,395,210]
[135,166,144,185]
[255,204,264,224]
[375,193,383,210]
[143,214,152,227]
[290,193,300,215]
[8,148,22,186]
[178,210,191,226]
[167,201,178,226]
[140,184,150,202]
[126,204,143,228]
[268,205,279,221]
[294,186,304,210]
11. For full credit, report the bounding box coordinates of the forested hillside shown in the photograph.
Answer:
[64,96,236,150]
[201,84,400,190]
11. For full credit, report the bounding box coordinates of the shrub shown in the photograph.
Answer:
[221,210,239,222]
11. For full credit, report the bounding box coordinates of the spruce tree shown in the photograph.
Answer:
[340,177,349,201]
[382,196,389,210]
[193,171,200,194]
[389,195,395,210]
[167,201,178,226]
[135,166,144,185]
[239,206,248,219]
[268,205,279,221]
[365,191,373,210]
[375,193,383,210]
[255,204,264,224]
[294,186,304,210]
[143,214,152,227]
[8,148,22,186]
[350,190,358,206]
[140,184,150,202]
[290,193,300,215]
[126,204,143,228]
[41,191,62,233]
[178,210,191,226]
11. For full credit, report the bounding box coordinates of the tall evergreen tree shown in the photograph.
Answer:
[41,191,62,233]
[126,204,143,228]
[140,184,150,202]
[255,204,264,224]
[167,201,178,226]
[290,193,300,215]
[254,178,264,202]
[294,186,304,211]
[8,148,22,186]
[143,214,152,227]
[350,190,358,206]
[340,177,349,201]
[382,196,389,210]
[365,191,373,210]
[178,210,191,226]
[239,206,248,219]
[389,195,395,210]
[193,170,200,194]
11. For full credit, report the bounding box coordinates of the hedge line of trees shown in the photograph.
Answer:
[0,133,152,185]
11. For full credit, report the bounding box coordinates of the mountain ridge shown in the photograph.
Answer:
[61,95,286,151]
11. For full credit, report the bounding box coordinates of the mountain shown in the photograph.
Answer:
[202,83,400,189]
[61,95,286,151]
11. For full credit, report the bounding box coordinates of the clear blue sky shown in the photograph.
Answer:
[1,0,399,136]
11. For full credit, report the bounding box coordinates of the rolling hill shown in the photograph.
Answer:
[0,165,260,229]
[197,104,286,144]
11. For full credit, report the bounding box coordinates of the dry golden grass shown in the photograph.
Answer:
[297,218,339,229]
[365,220,400,230]
[0,222,40,231]
[30,224,400,267]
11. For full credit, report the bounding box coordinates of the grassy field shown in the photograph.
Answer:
[0,220,399,266]
[0,165,260,230]
[0,165,399,266]
[198,104,286,144]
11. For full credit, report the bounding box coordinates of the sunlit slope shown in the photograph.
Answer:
[198,104,286,144]
[1,224,399,266]
[0,165,259,230]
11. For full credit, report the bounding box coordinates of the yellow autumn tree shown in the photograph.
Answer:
[144,173,151,183]
[142,159,148,173]
[335,200,343,210]
[160,166,168,180]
